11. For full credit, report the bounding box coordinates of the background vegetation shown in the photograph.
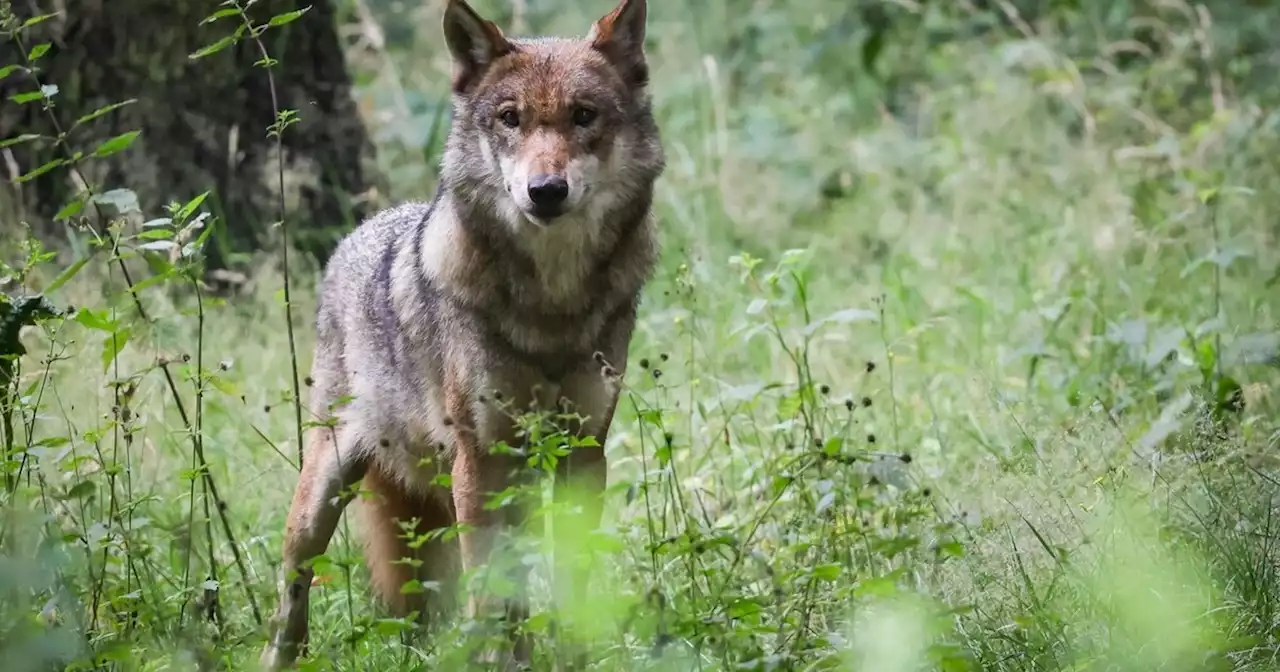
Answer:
[2,0,1279,670]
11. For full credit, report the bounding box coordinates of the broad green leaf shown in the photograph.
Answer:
[811,563,842,581]
[268,8,310,27]
[9,90,45,105]
[208,375,241,398]
[189,35,237,60]
[75,308,116,332]
[62,480,96,501]
[54,194,86,221]
[27,43,51,61]
[92,131,141,158]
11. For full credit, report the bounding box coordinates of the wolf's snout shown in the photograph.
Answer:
[527,174,569,218]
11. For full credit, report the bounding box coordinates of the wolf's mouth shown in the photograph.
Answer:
[529,203,566,221]
[520,210,554,229]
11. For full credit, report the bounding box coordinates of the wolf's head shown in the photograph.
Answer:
[439,0,664,232]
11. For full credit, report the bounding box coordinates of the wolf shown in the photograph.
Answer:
[259,0,663,668]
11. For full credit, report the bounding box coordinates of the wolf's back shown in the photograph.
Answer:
[317,202,432,316]
[309,201,436,417]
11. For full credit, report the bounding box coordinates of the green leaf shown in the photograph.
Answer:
[200,7,241,24]
[0,64,23,80]
[128,267,175,294]
[62,480,96,501]
[208,375,241,398]
[188,218,216,252]
[75,308,116,332]
[1213,375,1244,417]
[102,327,132,372]
[45,257,90,294]
[54,193,86,221]
[189,35,238,60]
[372,617,416,636]
[92,131,141,158]
[861,28,886,74]
[27,43,51,61]
[0,133,43,149]
[854,573,901,598]
[174,191,210,224]
[9,90,45,105]
[638,409,663,427]
[810,563,842,581]
[21,12,61,29]
[936,541,966,559]
[137,229,174,240]
[15,158,65,184]
[725,596,765,619]
[74,100,137,127]
[268,8,310,27]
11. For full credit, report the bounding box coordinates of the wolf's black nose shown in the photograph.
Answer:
[527,174,569,210]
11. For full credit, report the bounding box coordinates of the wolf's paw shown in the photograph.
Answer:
[473,646,532,672]
[259,639,300,671]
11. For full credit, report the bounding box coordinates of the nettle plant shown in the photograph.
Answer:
[0,0,311,667]
[526,251,972,669]
[1,1,970,667]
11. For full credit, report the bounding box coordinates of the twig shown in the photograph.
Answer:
[232,1,307,470]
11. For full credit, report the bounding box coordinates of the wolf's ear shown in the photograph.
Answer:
[589,0,648,88]
[443,0,512,94]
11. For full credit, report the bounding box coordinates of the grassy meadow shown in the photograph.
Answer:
[3,0,1280,670]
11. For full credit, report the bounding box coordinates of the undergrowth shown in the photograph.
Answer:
[2,0,1279,671]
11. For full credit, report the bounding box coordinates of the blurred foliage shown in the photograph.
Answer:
[0,0,383,275]
[0,0,1277,670]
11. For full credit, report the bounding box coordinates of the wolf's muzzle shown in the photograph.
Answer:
[527,173,569,219]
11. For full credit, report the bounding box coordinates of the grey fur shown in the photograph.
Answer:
[261,1,663,668]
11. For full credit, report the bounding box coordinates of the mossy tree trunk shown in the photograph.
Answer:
[0,0,382,273]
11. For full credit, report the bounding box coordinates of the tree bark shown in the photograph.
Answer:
[0,0,382,273]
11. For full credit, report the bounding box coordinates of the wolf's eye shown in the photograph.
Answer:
[499,109,520,128]
[572,107,598,127]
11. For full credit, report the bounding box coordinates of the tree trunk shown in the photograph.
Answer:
[0,0,383,274]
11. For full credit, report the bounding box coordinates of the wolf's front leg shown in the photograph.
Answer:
[551,370,619,671]
[446,369,542,669]
[261,428,368,671]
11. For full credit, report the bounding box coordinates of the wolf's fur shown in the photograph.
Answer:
[260,0,663,668]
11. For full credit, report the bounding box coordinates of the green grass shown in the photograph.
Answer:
[3,0,1280,670]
